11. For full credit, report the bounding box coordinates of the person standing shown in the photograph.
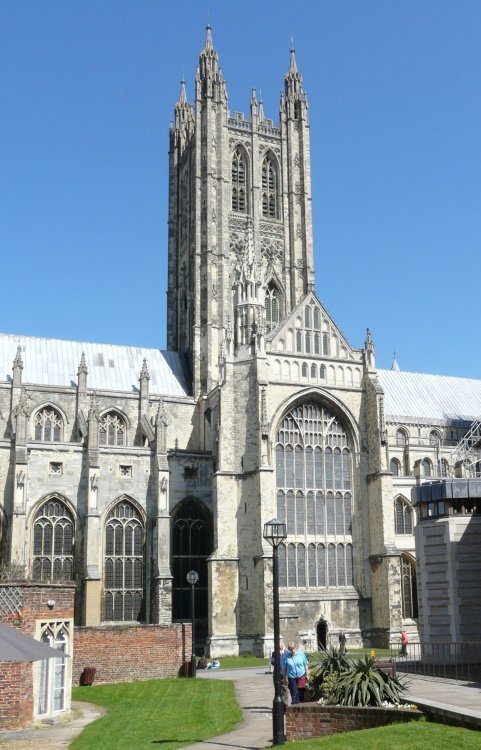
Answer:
[285,642,309,704]
[400,629,409,656]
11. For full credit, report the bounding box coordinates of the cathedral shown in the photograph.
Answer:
[1,27,481,656]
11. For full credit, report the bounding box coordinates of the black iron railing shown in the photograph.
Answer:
[390,640,481,682]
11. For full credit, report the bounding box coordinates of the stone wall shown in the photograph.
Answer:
[72,622,191,684]
[285,702,423,740]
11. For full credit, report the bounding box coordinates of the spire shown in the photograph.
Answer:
[140,358,150,381]
[284,44,305,104]
[198,24,223,88]
[78,351,88,376]
[364,328,376,368]
[13,345,23,371]
[289,46,298,75]
[179,79,187,105]
[204,24,213,52]
[258,99,265,122]
[391,352,400,372]
[250,87,258,117]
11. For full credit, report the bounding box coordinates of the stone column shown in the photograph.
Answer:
[82,394,102,625]
[151,399,172,624]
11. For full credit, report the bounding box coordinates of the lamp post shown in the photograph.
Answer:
[263,517,287,746]
[187,570,199,678]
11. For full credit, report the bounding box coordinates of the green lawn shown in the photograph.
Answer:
[70,677,241,750]
[214,654,269,669]
[281,721,481,749]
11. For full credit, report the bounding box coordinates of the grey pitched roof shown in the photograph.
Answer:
[377,369,481,423]
[0,621,69,662]
[0,333,190,398]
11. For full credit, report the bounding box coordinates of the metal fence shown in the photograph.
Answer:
[390,640,481,682]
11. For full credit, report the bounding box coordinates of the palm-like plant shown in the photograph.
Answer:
[330,655,406,707]
[308,646,352,699]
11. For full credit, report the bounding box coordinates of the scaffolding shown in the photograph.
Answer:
[450,418,481,477]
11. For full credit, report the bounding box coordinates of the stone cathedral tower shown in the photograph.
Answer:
[168,26,315,396]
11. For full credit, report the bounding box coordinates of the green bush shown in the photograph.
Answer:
[330,655,406,707]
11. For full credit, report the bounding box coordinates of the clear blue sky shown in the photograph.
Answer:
[1,1,480,377]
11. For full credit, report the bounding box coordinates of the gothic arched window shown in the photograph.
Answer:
[396,429,408,447]
[429,430,441,447]
[104,500,144,622]
[32,498,74,582]
[231,148,248,213]
[390,458,401,476]
[276,401,354,590]
[99,411,126,447]
[261,154,279,218]
[34,407,63,442]
[394,497,413,535]
[265,283,281,333]
[438,458,449,477]
[422,458,432,477]
[401,556,418,619]
[172,497,213,646]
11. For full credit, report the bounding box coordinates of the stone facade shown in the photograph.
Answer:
[1,27,480,660]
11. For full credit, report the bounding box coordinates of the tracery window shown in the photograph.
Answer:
[32,498,74,582]
[265,283,281,333]
[104,500,144,622]
[276,401,354,589]
[390,458,401,476]
[34,407,63,442]
[231,148,248,213]
[261,154,279,218]
[394,497,413,535]
[37,621,70,716]
[99,411,126,447]
[396,429,408,447]
[401,556,418,619]
[429,430,441,447]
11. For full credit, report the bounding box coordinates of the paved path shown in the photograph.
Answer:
[182,667,274,750]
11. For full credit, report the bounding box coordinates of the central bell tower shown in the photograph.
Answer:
[167,26,315,395]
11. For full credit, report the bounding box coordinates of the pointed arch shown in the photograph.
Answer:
[231,145,249,213]
[31,494,75,582]
[265,278,284,334]
[103,496,145,622]
[33,404,65,442]
[99,409,128,447]
[394,495,413,535]
[273,396,355,590]
[261,151,280,218]
[401,554,418,619]
[171,496,213,646]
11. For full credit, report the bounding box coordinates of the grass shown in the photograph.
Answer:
[70,677,241,750]
[280,721,481,749]
[214,649,393,671]
[214,654,269,669]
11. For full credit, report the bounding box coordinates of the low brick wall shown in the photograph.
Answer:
[285,702,423,740]
[72,623,191,685]
[0,662,33,729]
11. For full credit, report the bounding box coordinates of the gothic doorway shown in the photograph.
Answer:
[171,497,213,652]
[317,619,328,648]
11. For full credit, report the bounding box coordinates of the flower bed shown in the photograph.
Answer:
[285,702,423,740]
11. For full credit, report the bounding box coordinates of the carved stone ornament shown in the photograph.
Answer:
[88,393,101,422]
[160,476,168,493]
[156,398,168,427]
[12,389,32,418]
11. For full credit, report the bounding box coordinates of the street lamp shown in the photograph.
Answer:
[263,517,287,746]
[187,570,199,678]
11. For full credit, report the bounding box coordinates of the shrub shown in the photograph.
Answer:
[330,655,406,707]
[308,646,352,699]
